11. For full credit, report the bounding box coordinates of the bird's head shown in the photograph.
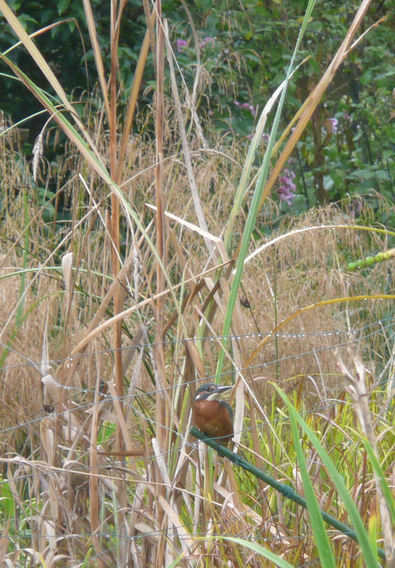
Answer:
[194,383,233,402]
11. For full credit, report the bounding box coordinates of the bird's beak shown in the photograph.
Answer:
[216,385,233,394]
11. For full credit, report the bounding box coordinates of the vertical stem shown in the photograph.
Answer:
[109,0,123,454]
[272,250,280,381]
[153,1,167,449]
[16,186,29,327]
[109,2,129,564]
[154,3,167,565]
[89,376,105,568]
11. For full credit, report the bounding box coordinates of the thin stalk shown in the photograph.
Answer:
[154,1,167,449]
[215,0,317,383]
[154,6,167,565]
[272,251,280,381]
[16,186,29,327]
[108,1,124,459]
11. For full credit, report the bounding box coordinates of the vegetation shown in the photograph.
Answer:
[0,0,393,566]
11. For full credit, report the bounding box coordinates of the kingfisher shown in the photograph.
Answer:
[192,383,234,446]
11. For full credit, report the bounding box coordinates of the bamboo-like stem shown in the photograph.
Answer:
[108,3,129,563]
[108,0,124,458]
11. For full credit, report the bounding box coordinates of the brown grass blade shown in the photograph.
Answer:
[118,11,156,174]
[82,0,110,119]
[258,0,375,210]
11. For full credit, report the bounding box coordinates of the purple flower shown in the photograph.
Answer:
[277,168,297,205]
[278,189,295,205]
[200,36,215,48]
[327,117,339,134]
[234,100,256,117]
[176,39,188,52]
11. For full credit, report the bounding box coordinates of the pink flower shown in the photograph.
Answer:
[200,36,215,48]
[234,101,256,117]
[277,168,297,205]
[176,39,188,52]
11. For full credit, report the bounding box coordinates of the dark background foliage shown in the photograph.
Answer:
[0,0,146,130]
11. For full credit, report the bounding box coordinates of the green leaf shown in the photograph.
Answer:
[359,437,395,522]
[275,386,381,567]
[0,478,16,517]
[98,421,116,444]
[58,0,70,16]
[220,537,294,568]
[288,412,336,567]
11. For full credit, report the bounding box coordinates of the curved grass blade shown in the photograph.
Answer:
[275,386,381,567]
[359,437,395,523]
[288,405,336,567]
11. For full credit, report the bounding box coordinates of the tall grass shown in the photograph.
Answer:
[0,0,393,566]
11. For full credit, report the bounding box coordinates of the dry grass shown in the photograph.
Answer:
[0,1,393,564]
[0,120,393,566]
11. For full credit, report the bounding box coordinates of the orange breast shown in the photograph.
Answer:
[192,400,233,444]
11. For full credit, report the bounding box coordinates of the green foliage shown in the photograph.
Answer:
[166,0,394,212]
[0,477,15,518]
[1,0,392,216]
[276,387,386,565]
[0,1,148,125]
[97,420,116,445]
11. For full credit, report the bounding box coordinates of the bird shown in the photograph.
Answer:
[192,383,234,446]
